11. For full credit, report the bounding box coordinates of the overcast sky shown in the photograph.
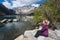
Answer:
[0,0,46,9]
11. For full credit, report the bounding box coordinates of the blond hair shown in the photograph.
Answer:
[43,19,50,25]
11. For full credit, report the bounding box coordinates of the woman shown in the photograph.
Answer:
[34,19,50,38]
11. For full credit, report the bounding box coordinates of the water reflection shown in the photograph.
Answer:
[0,22,34,40]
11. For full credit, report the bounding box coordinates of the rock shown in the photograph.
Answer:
[45,37,55,40]
[38,36,56,40]
[55,30,60,37]
[38,36,45,40]
[24,29,38,40]
[15,29,58,40]
[24,29,38,37]
[55,29,60,40]
[48,29,57,40]
[15,35,24,40]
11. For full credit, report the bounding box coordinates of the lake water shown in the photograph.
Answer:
[0,22,34,40]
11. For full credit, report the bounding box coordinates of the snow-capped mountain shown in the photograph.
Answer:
[0,0,43,9]
[13,6,37,14]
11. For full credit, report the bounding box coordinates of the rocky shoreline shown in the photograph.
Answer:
[15,29,60,40]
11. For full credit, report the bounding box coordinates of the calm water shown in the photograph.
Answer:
[0,22,34,40]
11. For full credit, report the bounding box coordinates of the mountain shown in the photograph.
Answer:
[13,5,38,14]
[1,0,43,9]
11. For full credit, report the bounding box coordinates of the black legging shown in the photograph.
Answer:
[34,30,42,38]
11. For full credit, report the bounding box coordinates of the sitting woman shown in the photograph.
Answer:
[34,19,50,38]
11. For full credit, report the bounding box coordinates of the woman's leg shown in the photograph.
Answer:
[34,30,41,38]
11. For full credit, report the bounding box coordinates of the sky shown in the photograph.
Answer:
[0,0,46,9]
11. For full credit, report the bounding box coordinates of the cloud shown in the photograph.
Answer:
[2,1,12,9]
[12,1,26,8]
[2,0,42,9]
[31,4,40,7]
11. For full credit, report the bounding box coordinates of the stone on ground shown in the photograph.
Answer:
[15,29,59,40]
[15,35,24,40]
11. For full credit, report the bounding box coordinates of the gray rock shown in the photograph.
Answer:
[15,29,58,40]
[48,29,57,40]
[55,29,60,40]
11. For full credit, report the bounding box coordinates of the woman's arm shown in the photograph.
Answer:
[40,25,48,32]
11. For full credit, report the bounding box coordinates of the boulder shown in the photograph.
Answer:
[15,29,58,40]
[55,29,60,40]
[48,29,57,40]
[15,35,24,40]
